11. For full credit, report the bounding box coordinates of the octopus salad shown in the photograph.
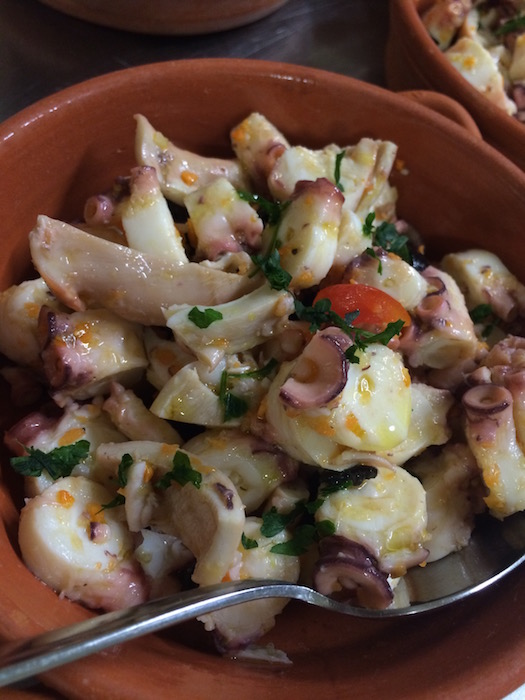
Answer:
[421,0,525,121]
[2,112,525,658]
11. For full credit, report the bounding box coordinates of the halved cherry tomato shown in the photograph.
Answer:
[313,283,411,333]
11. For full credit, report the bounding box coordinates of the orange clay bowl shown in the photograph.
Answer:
[1,58,525,700]
[386,0,525,172]
[36,0,289,34]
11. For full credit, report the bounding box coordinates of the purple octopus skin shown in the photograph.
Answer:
[313,535,394,610]
[38,306,95,391]
[250,436,300,482]
[83,194,116,226]
[462,383,513,444]
[189,181,264,261]
[233,122,288,196]
[36,306,147,405]
[214,482,235,510]
[484,335,525,379]
[414,270,448,326]
[4,406,61,456]
[292,177,345,220]
[279,327,351,409]
[83,176,130,227]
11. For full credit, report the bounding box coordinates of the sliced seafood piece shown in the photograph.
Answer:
[29,215,258,325]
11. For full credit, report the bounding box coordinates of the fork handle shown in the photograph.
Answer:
[0,579,302,687]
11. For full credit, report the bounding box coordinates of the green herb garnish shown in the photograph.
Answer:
[251,248,292,290]
[10,439,90,479]
[217,359,277,422]
[241,533,259,550]
[469,303,498,339]
[269,520,336,556]
[260,473,379,556]
[345,319,406,363]
[261,504,302,538]
[237,190,288,227]
[495,15,525,35]
[315,519,337,539]
[243,193,292,290]
[469,303,493,324]
[98,493,126,511]
[293,297,404,364]
[270,523,318,556]
[98,453,133,511]
[117,453,133,487]
[187,306,223,328]
[363,212,376,236]
[319,465,378,497]
[363,212,412,265]
[218,369,250,421]
[228,357,278,381]
[334,150,346,192]
[155,450,202,490]
[365,246,383,274]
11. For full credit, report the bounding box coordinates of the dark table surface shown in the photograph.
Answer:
[0,0,390,123]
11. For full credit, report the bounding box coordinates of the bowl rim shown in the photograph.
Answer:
[0,56,520,155]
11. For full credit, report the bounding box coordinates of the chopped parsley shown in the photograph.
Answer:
[99,454,135,511]
[241,193,292,290]
[345,320,406,363]
[237,190,288,227]
[228,357,278,381]
[117,453,133,488]
[218,359,278,421]
[469,303,493,324]
[187,306,223,328]
[270,523,318,556]
[251,248,292,291]
[363,212,412,265]
[270,520,337,556]
[261,504,303,538]
[98,493,126,511]
[155,450,202,490]
[10,439,90,479]
[319,465,378,497]
[258,466,378,555]
[293,297,405,364]
[334,150,346,192]
[495,15,525,35]
[315,519,337,539]
[469,302,498,338]
[241,533,259,550]
[218,369,250,421]
[365,246,383,274]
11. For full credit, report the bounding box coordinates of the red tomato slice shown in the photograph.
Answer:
[313,283,411,333]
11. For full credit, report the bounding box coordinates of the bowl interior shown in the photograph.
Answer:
[2,58,525,699]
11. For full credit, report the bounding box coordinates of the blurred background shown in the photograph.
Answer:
[0,0,389,122]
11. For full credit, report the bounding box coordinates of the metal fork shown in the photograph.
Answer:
[1,509,525,687]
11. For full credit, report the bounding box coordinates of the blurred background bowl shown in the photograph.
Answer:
[386,0,525,172]
[37,0,289,34]
[2,58,525,699]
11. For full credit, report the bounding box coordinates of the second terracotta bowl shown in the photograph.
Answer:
[386,0,525,172]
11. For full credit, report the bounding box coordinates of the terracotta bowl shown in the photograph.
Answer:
[386,0,525,172]
[2,58,525,700]
[36,0,289,34]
